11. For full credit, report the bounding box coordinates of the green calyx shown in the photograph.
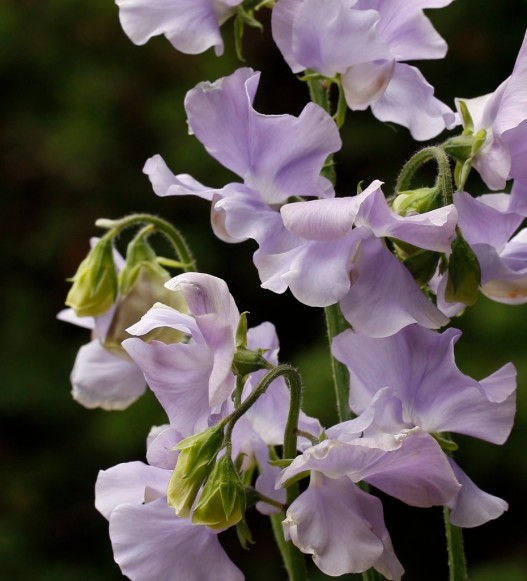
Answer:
[192,454,246,530]
[443,100,487,191]
[232,312,271,377]
[432,432,459,453]
[232,347,271,377]
[167,425,224,518]
[65,237,118,318]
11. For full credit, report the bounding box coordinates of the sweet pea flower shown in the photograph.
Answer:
[332,324,517,527]
[95,458,244,581]
[272,0,456,139]
[455,188,527,304]
[267,180,457,336]
[144,67,340,243]
[144,67,342,301]
[456,31,527,190]
[123,272,321,444]
[285,473,403,579]
[123,273,241,436]
[277,424,461,578]
[115,0,243,56]
[431,185,527,313]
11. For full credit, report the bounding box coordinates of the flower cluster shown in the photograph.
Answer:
[59,2,527,580]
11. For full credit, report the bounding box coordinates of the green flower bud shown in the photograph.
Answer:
[118,233,163,296]
[392,187,441,216]
[445,233,481,306]
[65,238,118,318]
[103,235,188,358]
[167,425,224,518]
[192,455,246,530]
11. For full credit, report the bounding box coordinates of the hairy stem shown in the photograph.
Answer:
[444,507,468,580]
[270,512,308,581]
[324,304,352,421]
[96,213,197,272]
[395,146,453,206]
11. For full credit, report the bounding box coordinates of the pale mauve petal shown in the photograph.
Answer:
[271,0,305,73]
[338,237,448,337]
[342,60,395,110]
[146,427,182,470]
[110,498,243,581]
[278,430,460,507]
[186,68,340,204]
[143,154,215,201]
[332,326,516,444]
[455,191,522,251]
[95,461,170,520]
[356,186,457,253]
[261,233,365,306]
[369,0,453,61]
[283,474,390,577]
[281,182,381,241]
[370,63,456,140]
[446,459,508,528]
[460,33,527,189]
[285,0,388,77]
[123,338,214,437]
[115,0,241,56]
[57,307,94,330]
[70,340,146,410]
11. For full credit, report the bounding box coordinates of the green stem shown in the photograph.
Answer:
[271,513,308,581]
[334,77,348,129]
[96,213,197,272]
[443,507,468,581]
[223,364,307,580]
[324,304,352,421]
[233,375,244,408]
[362,569,385,581]
[306,74,331,111]
[395,146,453,206]
[223,364,302,460]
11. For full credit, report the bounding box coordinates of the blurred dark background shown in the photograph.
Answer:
[2,0,527,579]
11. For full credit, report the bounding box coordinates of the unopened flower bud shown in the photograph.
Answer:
[392,187,441,216]
[192,455,246,530]
[445,233,481,306]
[103,235,188,357]
[167,425,224,518]
[65,238,118,318]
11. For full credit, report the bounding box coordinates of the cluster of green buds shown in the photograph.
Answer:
[167,424,246,530]
[64,214,195,356]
